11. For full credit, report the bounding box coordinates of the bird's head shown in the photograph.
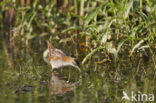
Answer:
[70,58,80,71]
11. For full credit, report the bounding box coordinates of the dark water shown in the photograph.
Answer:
[0,41,156,103]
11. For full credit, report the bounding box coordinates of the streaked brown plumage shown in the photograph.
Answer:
[46,41,80,71]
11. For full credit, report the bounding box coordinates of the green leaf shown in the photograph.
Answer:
[117,40,125,53]
[130,40,144,56]
[85,7,101,25]
[106,42,117,54]
[106,42,118,60]
[101,33,107,44]
[59,38,71,44]
[138,45,149,50]
[62,26,82,33]
[82,46,105,64]
[138,12,150,22]
[33,0,39,8]
[117,38,133,53]
[124,0,133,19]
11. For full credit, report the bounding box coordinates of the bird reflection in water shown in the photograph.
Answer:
[49,73,79,95]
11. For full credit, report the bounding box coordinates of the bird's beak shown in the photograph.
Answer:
[75,65,81,72]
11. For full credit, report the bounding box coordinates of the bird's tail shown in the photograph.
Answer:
[47,40,54,50]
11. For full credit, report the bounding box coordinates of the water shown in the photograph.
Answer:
[0,41,155,103]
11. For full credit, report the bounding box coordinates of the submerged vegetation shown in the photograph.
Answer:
[0,0,156,103]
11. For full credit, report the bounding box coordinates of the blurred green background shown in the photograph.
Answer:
[0,0,156,103]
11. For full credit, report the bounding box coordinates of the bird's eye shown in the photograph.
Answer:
[76,60,79,65]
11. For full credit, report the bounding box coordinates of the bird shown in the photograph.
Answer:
[43,41,80,71]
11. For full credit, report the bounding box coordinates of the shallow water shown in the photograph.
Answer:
[0,41,156,103]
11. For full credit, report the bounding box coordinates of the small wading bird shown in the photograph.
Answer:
[43,41,80,71]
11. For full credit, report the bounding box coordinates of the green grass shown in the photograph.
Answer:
[0,0,156,103]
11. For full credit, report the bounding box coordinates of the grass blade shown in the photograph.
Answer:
[85,7,101,25]
[124,0,133,19]
[82,46,104,64]
[130,39,144,56]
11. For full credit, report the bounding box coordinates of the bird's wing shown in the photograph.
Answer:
[47,48,66,59]
[48,52,61,58]
[55,49,66,56]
